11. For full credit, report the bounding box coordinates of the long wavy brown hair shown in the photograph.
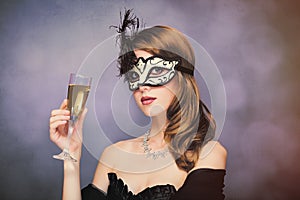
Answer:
[119,25,216,172]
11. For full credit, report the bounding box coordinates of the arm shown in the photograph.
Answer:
[92,145,115,193]
[80,144,116,199]
[171,142,227,200]
[63,161,81,200]
[50,100,87,200]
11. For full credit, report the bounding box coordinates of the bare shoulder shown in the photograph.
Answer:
[114,137,141,151]
[91,144,115,192]
[194,141,227,170]
[92,138,140,192]
[98,137,141,169]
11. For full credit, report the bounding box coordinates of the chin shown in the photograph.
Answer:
[146,105,167,117]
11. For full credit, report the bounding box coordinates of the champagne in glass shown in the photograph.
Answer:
[67,84,90,121]
[53,73,92,162]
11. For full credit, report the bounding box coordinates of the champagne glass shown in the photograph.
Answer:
[53,73,92,162]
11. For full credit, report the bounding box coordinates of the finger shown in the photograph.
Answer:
[77,108,88,127]
[80,108,88,120]
[51,109,70,117]
[49,115,70,124]
[49,120,68,134]
[59,99,68,109]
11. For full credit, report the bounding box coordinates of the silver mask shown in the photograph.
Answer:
[125,56,179,91]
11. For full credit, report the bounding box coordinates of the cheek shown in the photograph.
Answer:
[155,88,175,110]
[165,91,175,107]
[163,79,178,106]
[133,91,142,107]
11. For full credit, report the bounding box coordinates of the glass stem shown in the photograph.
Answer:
[65,120,75,153]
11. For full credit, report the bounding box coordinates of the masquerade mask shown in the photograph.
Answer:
[125,56,179,91]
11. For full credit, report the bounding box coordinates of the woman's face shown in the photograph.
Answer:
[133,50,178,117]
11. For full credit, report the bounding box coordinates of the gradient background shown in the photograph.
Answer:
[1,0,300,199]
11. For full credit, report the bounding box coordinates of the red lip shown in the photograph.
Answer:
[141,96,157,105]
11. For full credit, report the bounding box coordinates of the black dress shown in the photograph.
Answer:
[81,168,225,200]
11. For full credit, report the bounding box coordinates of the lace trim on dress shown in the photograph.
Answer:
[107,173,176,200]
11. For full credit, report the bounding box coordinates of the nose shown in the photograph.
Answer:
[138,84,151,92]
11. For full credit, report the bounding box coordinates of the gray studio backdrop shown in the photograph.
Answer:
[0,0,299,199]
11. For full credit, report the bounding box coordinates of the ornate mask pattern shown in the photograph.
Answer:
[126,56,179,91]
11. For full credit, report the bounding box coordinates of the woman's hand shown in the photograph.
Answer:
[49,99,87,160]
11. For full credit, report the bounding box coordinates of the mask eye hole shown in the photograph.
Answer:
[149,67,169,77]
[126,71,140,82]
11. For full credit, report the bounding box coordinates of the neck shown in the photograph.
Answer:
[149,112,168,144]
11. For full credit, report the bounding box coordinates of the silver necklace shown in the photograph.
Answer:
[142,130,169,160]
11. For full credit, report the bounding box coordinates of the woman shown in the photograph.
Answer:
[49,10,227,200]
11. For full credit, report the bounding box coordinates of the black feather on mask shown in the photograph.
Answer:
[110,8,142,76]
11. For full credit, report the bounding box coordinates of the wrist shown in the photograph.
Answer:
[64,159,80,173]
[68,144,82,161]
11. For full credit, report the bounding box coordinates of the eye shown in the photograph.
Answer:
[126,71,139,82]
[149,67,169,77]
